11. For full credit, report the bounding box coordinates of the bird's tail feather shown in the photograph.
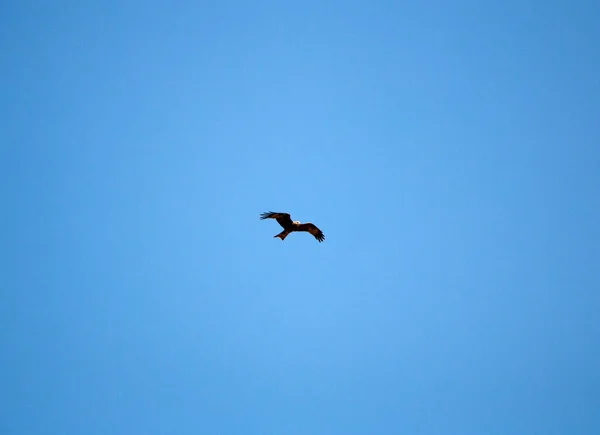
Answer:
[274,231,290,241]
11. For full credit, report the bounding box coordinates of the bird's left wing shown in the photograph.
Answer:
[297,223,325,242]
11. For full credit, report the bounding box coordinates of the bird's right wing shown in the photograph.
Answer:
[260,211,293,228]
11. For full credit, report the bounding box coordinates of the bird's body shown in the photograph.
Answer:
[260,211,325,243]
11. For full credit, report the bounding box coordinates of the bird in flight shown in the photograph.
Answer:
[260,211,325,243]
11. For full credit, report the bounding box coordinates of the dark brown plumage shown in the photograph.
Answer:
[260,211,325,243]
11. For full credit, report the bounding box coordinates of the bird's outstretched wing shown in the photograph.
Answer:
[260,211,294,229]
[297,223,325,242]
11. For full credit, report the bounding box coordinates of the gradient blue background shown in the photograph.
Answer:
[3,1,599,434]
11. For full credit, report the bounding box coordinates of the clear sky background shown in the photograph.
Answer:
[2,1,599,434]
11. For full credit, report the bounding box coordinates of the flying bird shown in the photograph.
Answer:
[260,211,325,243]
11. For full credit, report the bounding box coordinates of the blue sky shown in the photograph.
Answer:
[2,1,599,434]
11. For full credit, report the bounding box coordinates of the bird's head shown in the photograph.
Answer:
[293,221,301,225]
